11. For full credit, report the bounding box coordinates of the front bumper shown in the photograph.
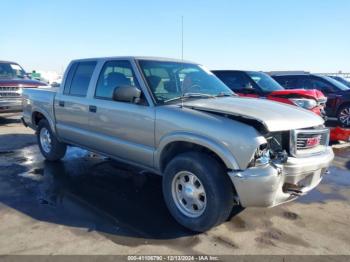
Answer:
[228,147,334,207]
[0,98,22,113]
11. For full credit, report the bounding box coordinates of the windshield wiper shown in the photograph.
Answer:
[164,93,216,103]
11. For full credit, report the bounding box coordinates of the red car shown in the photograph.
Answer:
[212,70,327,118]
[0,60,46,113]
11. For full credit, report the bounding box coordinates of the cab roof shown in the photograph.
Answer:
[70,56,196,64]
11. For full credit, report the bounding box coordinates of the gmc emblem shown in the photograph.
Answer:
[306,135,321,147]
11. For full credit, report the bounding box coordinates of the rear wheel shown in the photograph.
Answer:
[337,104,350,127]
[37,119,67,161]
[162,151,234,232]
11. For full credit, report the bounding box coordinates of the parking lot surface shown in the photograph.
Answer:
[0,113,350,255]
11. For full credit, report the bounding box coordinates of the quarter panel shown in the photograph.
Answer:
[22,88,56,132]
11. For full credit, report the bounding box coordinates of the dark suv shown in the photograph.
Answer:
[329,76,350,88]
[272,74,350,127]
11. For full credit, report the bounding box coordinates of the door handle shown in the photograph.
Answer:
[89,105,97,113]
[58,101,65,107]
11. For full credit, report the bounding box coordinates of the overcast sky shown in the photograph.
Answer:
[1,0,349,73]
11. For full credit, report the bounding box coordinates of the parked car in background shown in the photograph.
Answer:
[212,70,327,118]
[329,75,350,88]
[272,73,350,127]
[22,56,333,232]
[0,60,46,113]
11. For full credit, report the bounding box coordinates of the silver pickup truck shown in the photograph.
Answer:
[22,56,334,232]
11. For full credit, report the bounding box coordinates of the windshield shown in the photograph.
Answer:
[138,60,234,103]
[0,62,26,79]
[246,71,284,92]
[320,75,350,91]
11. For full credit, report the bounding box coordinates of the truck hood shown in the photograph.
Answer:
[183,97,324,132]
[0,78,46,87]
[269,89,326,101]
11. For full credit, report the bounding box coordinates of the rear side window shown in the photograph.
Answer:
[95,60,139,99]
[63,63,78,94]
[273,76,298,89]
[64,61,97,96]
[214,72,251,91]
[299,77,336,93]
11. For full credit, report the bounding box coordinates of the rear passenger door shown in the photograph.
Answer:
[55,60,97,146]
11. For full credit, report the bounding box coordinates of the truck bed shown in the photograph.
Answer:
[22,87,57,129]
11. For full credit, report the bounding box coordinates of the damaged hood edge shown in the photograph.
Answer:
[182,97,324,132]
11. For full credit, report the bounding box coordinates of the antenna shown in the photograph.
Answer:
[181,15,184,108]
[181,15,184,61]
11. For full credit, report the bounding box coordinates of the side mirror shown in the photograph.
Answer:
[244,83,254,90]
[112,85,141,103]
[25,73,32,79]
[241,83,256,94]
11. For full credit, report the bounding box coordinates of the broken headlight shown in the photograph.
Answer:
[249,132,289,168]
[249,143,270,167]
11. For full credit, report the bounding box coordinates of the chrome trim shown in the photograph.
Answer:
[171,171,207,218]
[290,128,330,157]
[317,97,327,106]
[0,87,22,98]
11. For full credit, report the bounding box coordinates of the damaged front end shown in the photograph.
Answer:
[248,131,289,168]
[229,127,334,208]
[267,90,328,119]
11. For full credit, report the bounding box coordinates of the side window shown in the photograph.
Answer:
[215,72,251,91]
[299,77,335,93]
[66,61,97,96]
[63,63,78,94]
[274,76,298,89]
[95,60,139,99]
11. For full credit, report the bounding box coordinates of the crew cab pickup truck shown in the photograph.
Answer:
[0,60,46,113]
[212,70,327,118]
[22,57,334,232]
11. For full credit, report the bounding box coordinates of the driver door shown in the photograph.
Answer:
[88,60,156,168]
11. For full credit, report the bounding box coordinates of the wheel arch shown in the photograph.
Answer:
[337,101,350,114]
[32,109,56,134]
[156,132,240,173]
[337,102,350,126]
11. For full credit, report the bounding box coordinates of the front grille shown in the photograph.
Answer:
[290,128,329,157]
[0,87,22,98]
[296,133,327,149]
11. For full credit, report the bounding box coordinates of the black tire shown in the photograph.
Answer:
[162,151,234,232]
[37,119,67,161]
[337,104,350,127]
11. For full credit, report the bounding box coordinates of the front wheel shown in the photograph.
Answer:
[337,104,350,127]
[37,119,67,161]
[162,152,234,232]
